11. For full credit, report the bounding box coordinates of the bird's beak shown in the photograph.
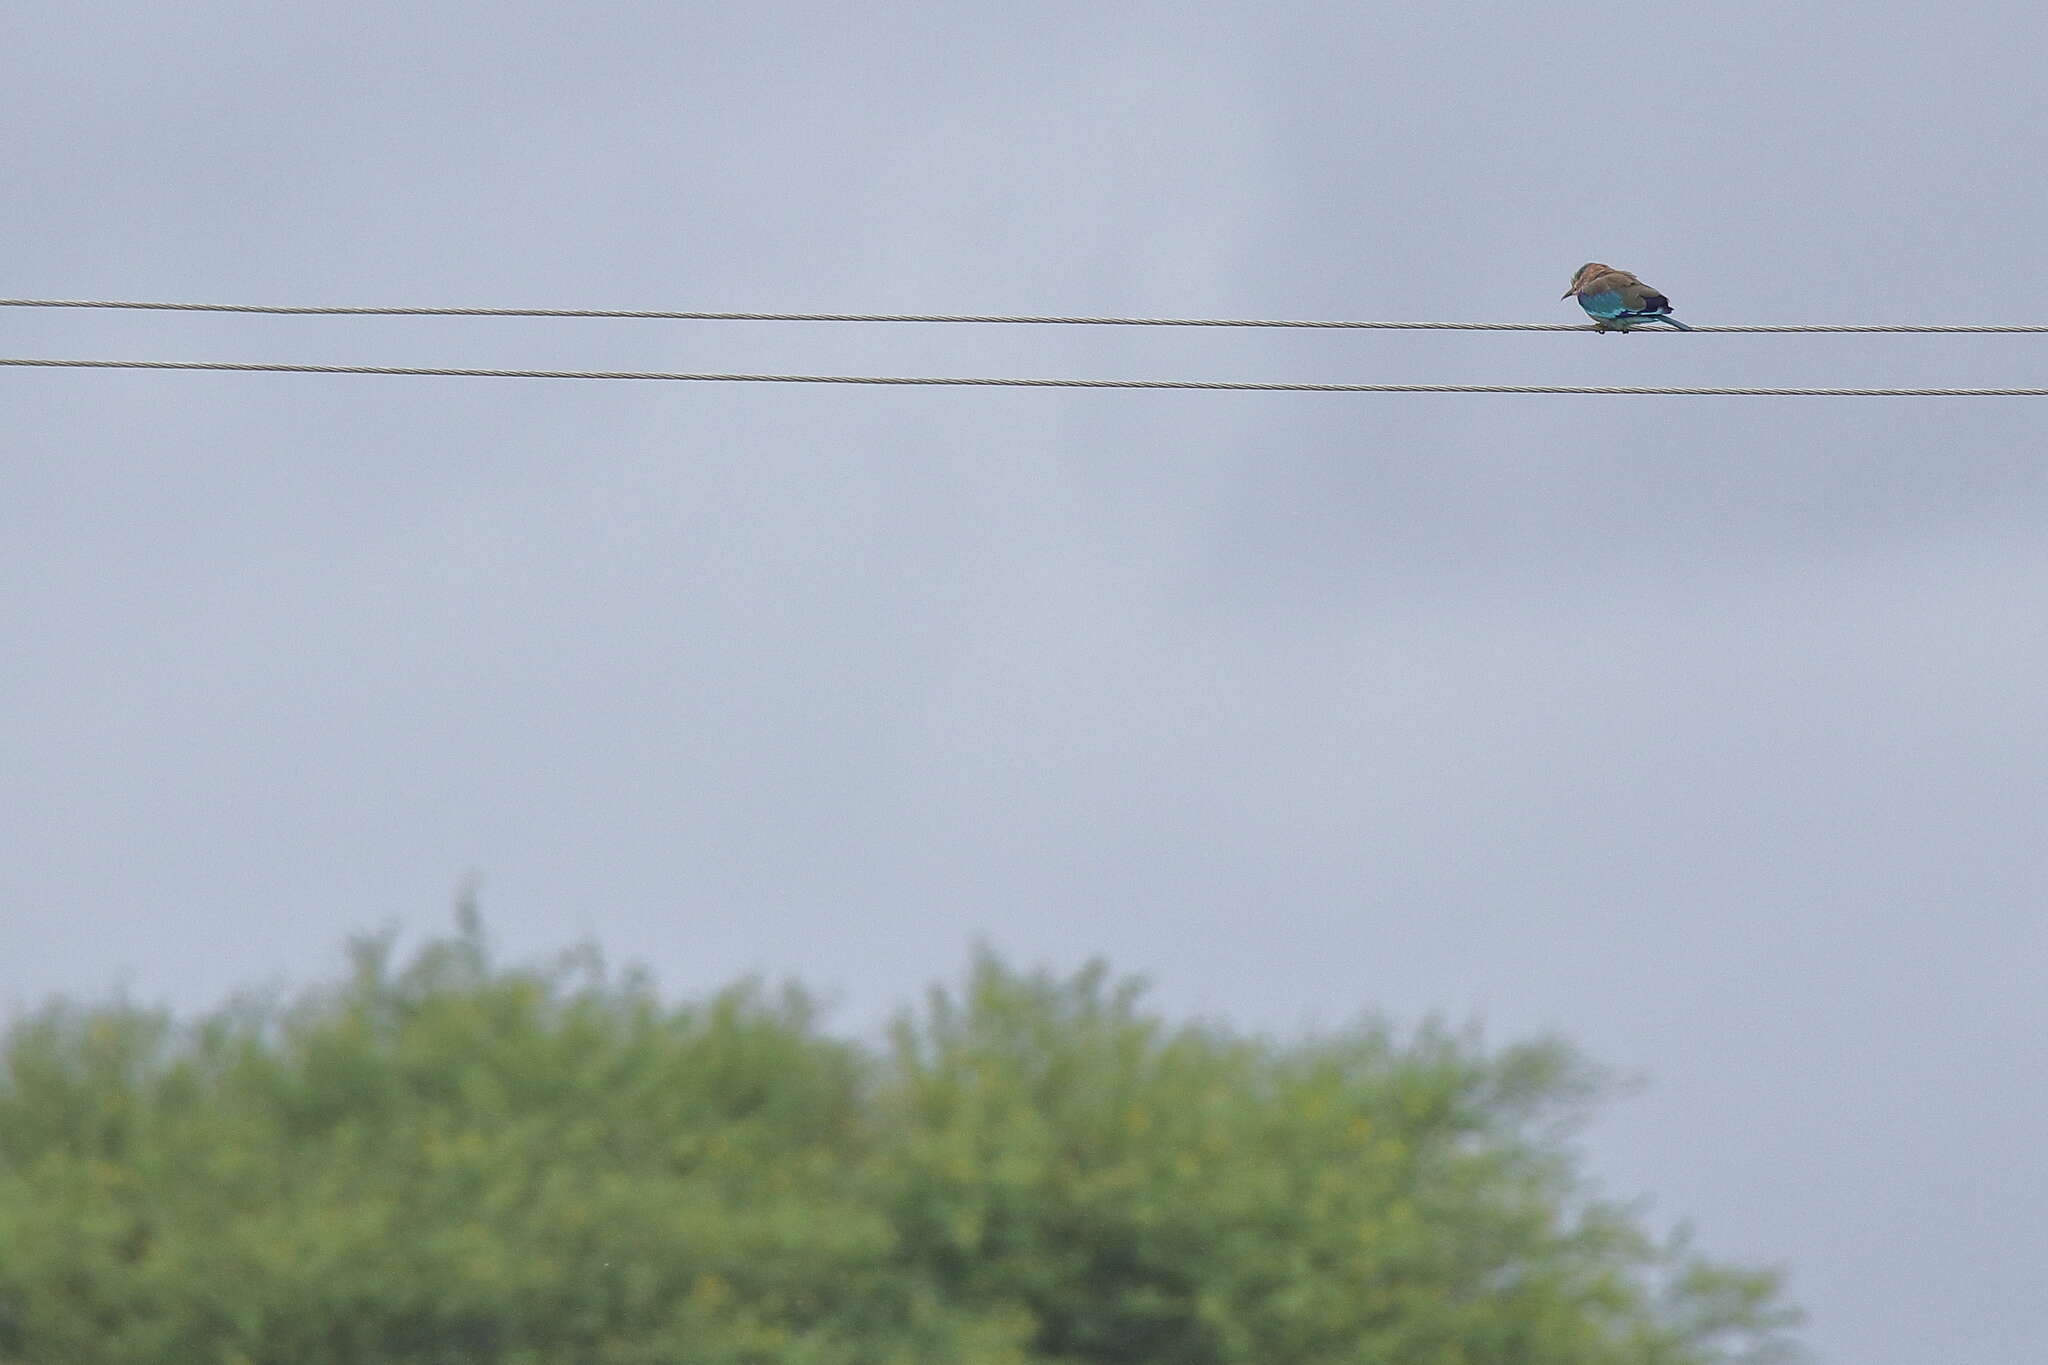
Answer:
[1560,287,1575,299]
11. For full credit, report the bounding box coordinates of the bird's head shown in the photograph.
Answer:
[1563,262,1608,298]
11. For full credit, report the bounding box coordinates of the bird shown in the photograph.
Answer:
[1563,263,1693,332]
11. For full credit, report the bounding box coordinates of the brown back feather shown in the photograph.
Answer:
[1581,267,1642,296]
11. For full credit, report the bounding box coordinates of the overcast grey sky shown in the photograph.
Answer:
[6,4,2046,1361]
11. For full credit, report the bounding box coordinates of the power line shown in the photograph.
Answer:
[4,356,2044,395]
[5,298,2048,333]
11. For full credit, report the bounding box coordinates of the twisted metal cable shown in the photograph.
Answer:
[4,356,2044,395]
[4,298,2048,332]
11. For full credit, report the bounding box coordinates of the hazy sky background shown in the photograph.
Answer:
[6,4,2046,1361]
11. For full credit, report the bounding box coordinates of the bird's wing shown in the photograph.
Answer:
[1619,284,1672,314]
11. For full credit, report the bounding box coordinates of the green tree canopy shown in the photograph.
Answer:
[0,911,1800,1364]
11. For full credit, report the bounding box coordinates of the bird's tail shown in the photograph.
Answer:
[1655,315,1694,332]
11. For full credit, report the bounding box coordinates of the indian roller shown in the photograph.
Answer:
[1563,263,1693,332]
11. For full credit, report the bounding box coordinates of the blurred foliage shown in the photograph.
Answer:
[0,907,1801,1364]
